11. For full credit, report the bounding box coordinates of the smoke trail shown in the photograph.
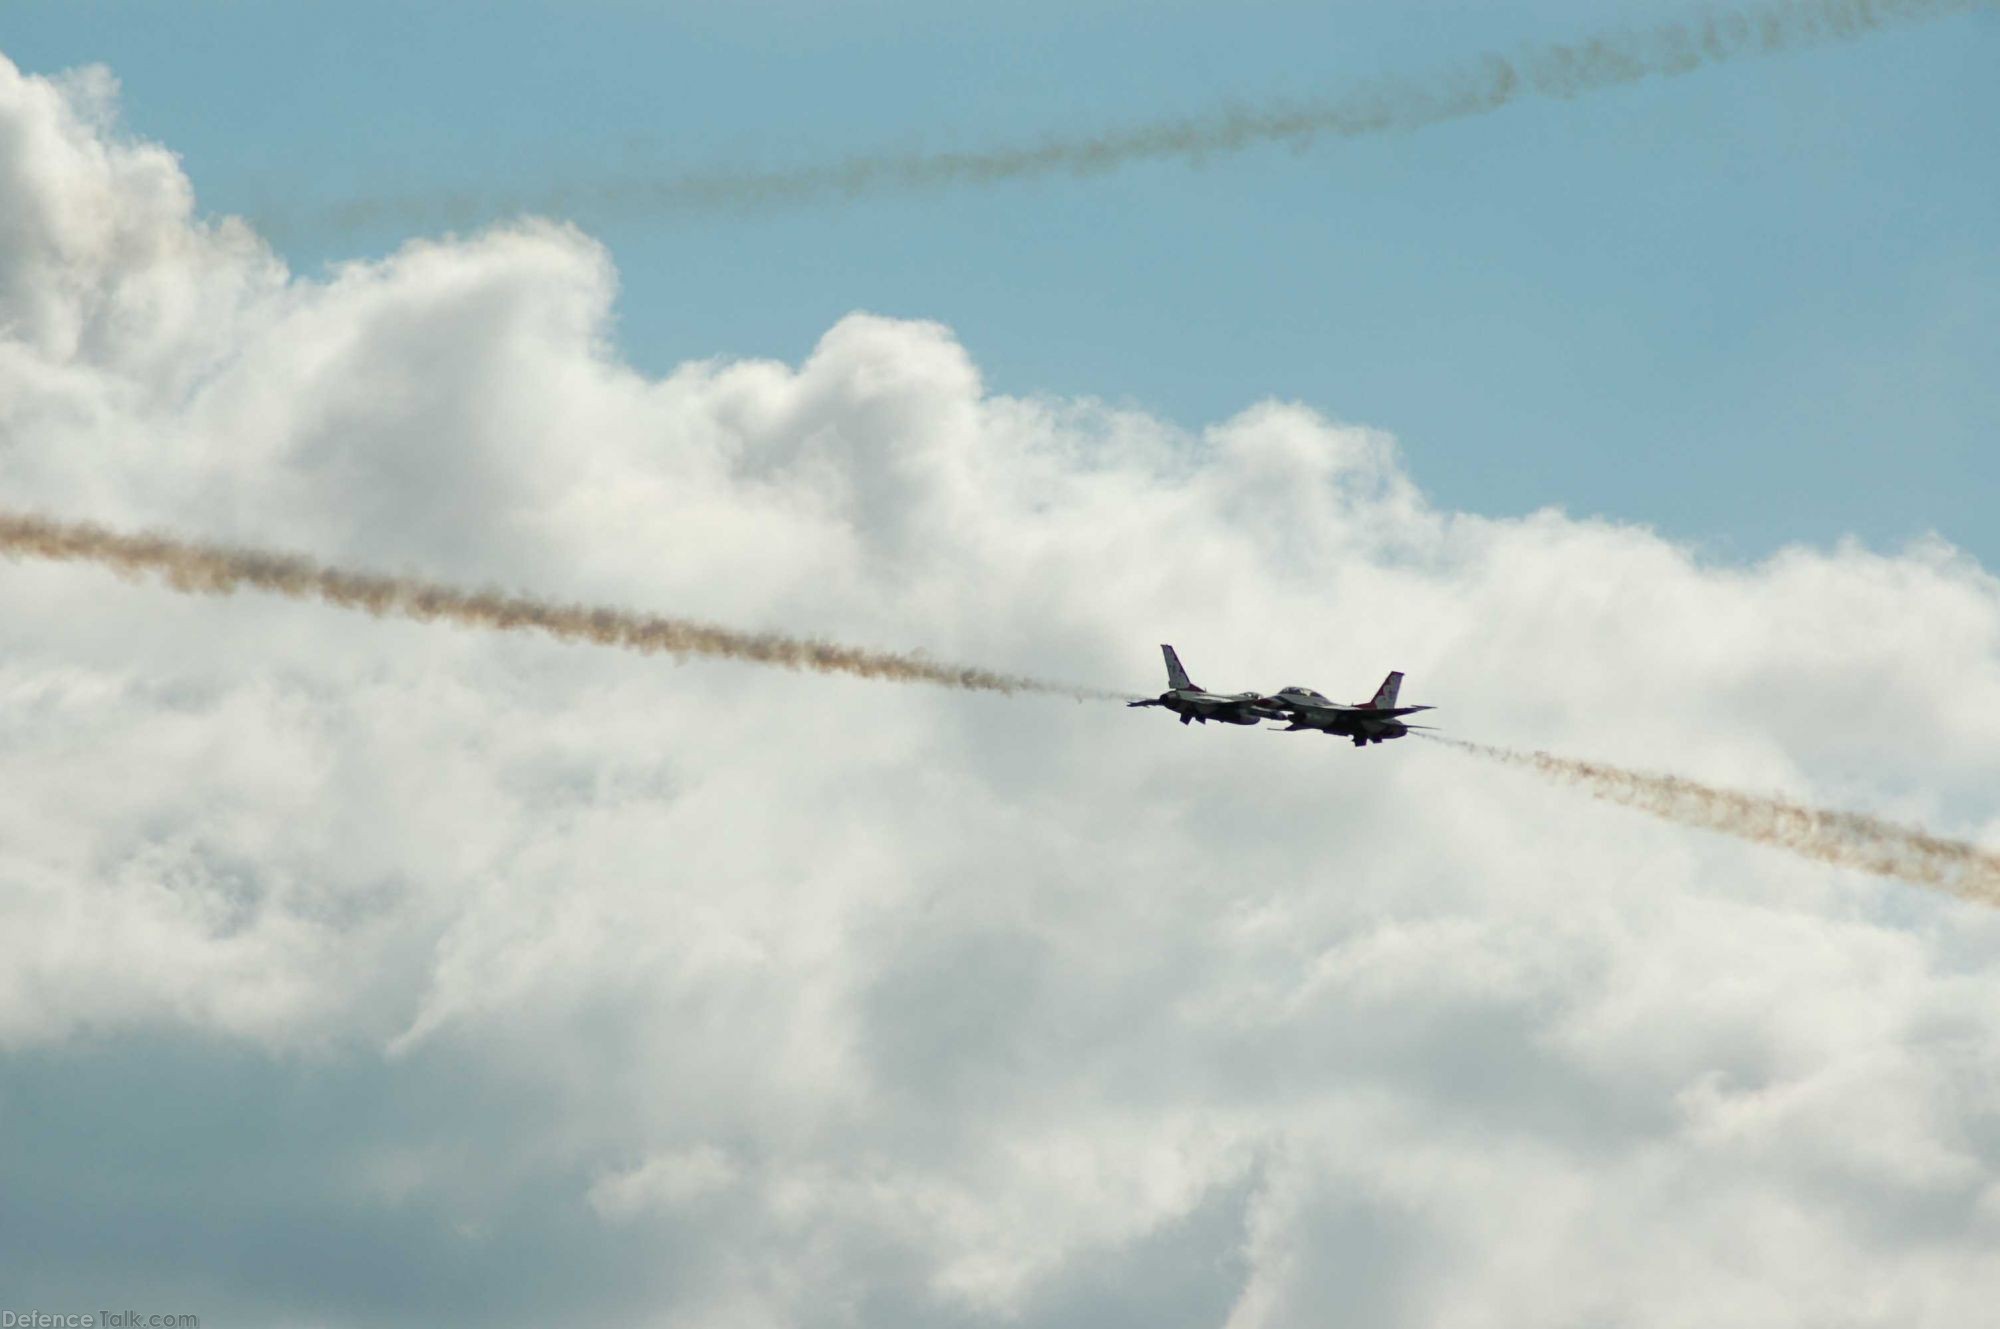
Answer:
[1429,736,2000,906]
[0,509,1120,701]
[280,0,1983,235]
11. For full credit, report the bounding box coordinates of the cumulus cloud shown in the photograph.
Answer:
[4,50,2000,1329]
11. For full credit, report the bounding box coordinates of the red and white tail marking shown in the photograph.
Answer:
[1367,671,1404,710]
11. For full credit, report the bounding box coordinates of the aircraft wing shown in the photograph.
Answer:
[1257,699,1358,732]
[1272,700,1432,719]
[1262,697,1358,718]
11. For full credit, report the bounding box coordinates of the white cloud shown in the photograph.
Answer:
[3,49,2000,1328]
[591,1145,741,1220]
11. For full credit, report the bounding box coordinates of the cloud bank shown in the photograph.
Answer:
[5,51,2000,1329]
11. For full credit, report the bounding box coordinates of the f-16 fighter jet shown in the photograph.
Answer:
[1263,672,1435,747]
[1128,645,1281,726]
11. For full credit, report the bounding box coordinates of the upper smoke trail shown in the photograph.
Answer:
[1429,736,2000,907]
[282,0,1983,234]
[0,509,1121,701]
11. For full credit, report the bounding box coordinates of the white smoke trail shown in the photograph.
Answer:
[0,509,1121,701]
[281,0,1985,234]
[1430,736,2000,906]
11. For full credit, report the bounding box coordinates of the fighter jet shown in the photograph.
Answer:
[1262,671,1436,747]
[1128,645,1281,726]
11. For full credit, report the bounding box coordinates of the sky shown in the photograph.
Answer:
[3,4,2000,1328]
[4,0,1996,562]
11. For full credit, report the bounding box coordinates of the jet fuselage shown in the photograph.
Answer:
[1150,687,1278,726]
[1263,681,1434,746]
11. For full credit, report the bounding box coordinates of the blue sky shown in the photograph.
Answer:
[7,0,1995,563]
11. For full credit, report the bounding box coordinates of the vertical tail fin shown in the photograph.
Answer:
[1161,644,1195,691]
[1368,671,1404,710]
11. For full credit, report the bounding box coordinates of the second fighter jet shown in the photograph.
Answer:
[1127,645,1281,726]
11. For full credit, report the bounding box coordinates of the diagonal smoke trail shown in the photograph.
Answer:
[287,0,1985,235]
[0,509,1121,701]
[1429,736,2000,906]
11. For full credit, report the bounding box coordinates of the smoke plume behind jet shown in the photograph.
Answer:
[0,509,1117,701]
[289,0,1983,234]
[9,510,1993,899]
[1432,736,2000,906]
